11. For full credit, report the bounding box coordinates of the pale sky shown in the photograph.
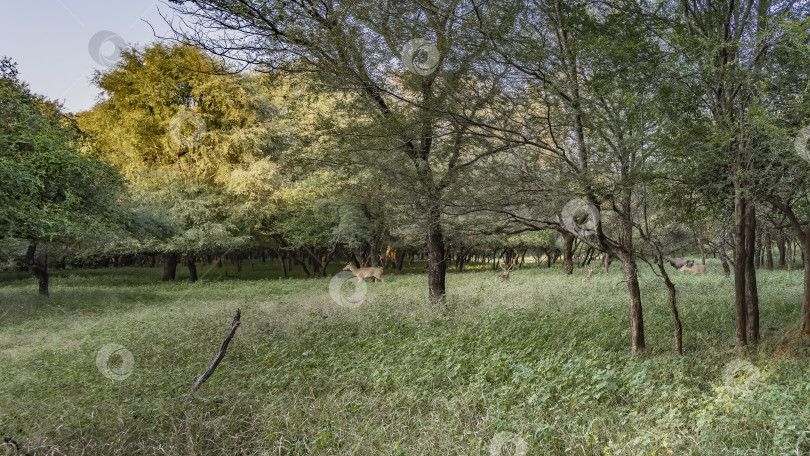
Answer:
[0,1,174,113]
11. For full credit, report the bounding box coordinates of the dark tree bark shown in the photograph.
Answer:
[745,207,759,344]
[718,245,731,278]
[733,195,748,347]
[561,230,575,275]
[189,309,241,397]
[456,248,466,272]
[654,253,682,355]
[426,206,447,303]
[778,233,786,268]
[622,256,645,353]
[163,253,179,281]
[26,243,49,296]
[801,242,810,336]
[765,230,774,271]
[187,256,198,283]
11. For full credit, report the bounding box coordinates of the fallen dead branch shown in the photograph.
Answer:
[188,309,241,398]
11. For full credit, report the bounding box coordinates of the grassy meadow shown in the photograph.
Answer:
[1,259,809,455]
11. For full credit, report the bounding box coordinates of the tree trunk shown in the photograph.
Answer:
[733,195,748,347]
[622,257,645,353]
[163,253,179,281]
[368,242,380,267]
[426,207,447,303]
[697,234,706,265]
[718,245,731,278]
[26,243,49,296]
[562,231,575,275]
[601,252,611,274]
[788,240,794,273]
[188,256,198,283]
[745,206,759,344]
[778,233,786,268]
[765,230,774,271]
[655,253,682,355]
[802,241,810,335]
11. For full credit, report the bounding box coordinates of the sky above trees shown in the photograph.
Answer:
[0,0,170,112]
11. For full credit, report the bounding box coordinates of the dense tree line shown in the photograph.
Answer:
[1,0,809,353]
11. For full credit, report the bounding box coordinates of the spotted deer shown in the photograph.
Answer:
[343,263,384,282]
[582,266,594,283]
[495,263,514,282]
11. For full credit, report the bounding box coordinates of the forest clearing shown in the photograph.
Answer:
[2,0,810,454]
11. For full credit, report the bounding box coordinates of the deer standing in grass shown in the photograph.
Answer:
[679,264,707,275]
[582,266,594,283]
[343,263,384,282]
[495,263,514,282]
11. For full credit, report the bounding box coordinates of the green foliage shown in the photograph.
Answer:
[0,59,125,252]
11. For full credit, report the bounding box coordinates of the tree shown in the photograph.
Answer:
[670,0,806,346]
[0,58,125,295]
[78,43,279,279]
[477,0,668,352]
[166,0,515,303]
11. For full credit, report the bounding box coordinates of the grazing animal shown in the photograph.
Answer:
[495,264,514,282]
[582,266,594,283]
[665,257,695,269]
[343,264,384,282]
[679,264,707,275]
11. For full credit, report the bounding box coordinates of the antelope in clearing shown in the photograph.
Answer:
[343,263,384,282]
[495,263,514,282]
[582,266,594,283]
[679,264,707,275]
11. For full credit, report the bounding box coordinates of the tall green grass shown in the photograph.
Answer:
[0,259,808,455]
